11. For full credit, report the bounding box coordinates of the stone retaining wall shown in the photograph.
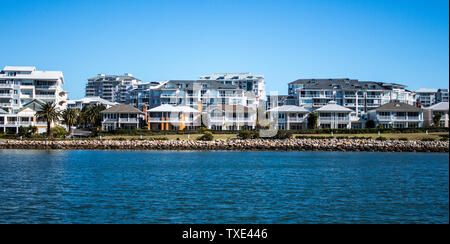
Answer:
[0,139,448,152]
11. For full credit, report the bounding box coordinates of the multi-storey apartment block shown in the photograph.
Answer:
[266,95,297,110]
[199,73,266,105]
[288,78,415,115]
[0,66,67,114]
[130,80,256,111]
[85,73,141,103]
[416,88,449,107]
[67,96,118,110]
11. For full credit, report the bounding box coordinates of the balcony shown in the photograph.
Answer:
[118,118,140,123]
[286,117,305,122]
[35,85,57,89]
[0,93,12,98]
[0,84,14,88]
[35,95,56,99]
[148,118,195,123]
[319,117,349,121]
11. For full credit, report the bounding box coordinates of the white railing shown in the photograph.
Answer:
[118,118,139,123]
[287,117,305,122]
[35,95,56,98]
[378,116,391,120]
[0,84,14,88]
[0,93,12,98]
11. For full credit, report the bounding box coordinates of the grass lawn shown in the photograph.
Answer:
[294,132,448,140]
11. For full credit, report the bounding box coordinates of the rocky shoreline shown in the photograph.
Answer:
[0,138,448,152]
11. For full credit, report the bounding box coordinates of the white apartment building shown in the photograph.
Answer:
[367,102,423,128]
[416,88,449,107]
[205,104,257,130]
[200,73,266,105]
[85,73,141,103]
[0,66,67,114]
[67,96,118,110]
[287,78,415,116]
[130,80,256,112]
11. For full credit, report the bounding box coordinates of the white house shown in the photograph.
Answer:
[147,104,201,131]
[205,104,257,130]
[0,99,56,134]
[315,101,353,129]
[267,105,309,130]
[423,102,449,127]
[367,102,423,128]
[100,104,145,130]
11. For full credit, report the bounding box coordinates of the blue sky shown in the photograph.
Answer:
[1,0,448,99]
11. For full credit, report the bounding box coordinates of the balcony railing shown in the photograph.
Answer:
[148,118,196,123]
[0,84,14,88]
[35,95,56,98]
[0,93,13,98]
[319,117,349,121]
[378,116,421,121]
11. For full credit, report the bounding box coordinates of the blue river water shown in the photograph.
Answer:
[0,150,448,224]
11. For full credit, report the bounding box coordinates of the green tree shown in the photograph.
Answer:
[307,112,319,129]
[62,108,79,134]
[80,104,106,128]
[36,102,61,137]
[433,113,442,127]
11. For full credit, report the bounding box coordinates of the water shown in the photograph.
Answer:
[0,150,448,224]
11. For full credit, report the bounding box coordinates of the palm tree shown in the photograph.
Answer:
[81,104,106,128]
[62,108,79,134]
[36,102,61,137]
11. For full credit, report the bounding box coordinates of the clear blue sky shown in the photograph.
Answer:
[1,0,448,99]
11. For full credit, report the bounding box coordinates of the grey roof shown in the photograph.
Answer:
[0,108,7,114]
[206,104,256,112]
[425,102,449,111]
[100,104,144,114]
[19,99,46,112]
[315,101,353,112]
[267,105,308,113]
[289,78,406,90]
[375,102,421,112]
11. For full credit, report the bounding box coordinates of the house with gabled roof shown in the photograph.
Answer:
[367,101,423,128]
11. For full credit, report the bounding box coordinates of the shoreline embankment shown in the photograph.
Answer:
[0,138,448,153]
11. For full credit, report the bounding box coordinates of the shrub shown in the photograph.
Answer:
[375,136,387,141]
[237,130,259,139]
[273,130,292,139]
[398,137,408,141]
[197,131,214,141]
[50,126,67,139]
